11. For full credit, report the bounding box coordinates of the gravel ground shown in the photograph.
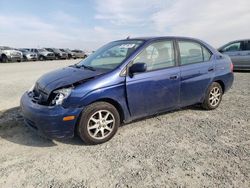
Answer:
[0,61,249,187]
[0,60,78,111]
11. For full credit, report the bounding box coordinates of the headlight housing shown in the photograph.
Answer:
[28,84,35,93]
[51,88,72,105]
[5,51,11,55]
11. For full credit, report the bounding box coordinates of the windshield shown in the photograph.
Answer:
[0,46,12,50]
[53,48,62,53]
[38,49,48,52]
[19,49,28,52]
[76,40,143,71]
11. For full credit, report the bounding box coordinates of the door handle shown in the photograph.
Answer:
[169,75,178,80]
[208,67,214,72]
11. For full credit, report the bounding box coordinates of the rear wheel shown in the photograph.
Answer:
[77,102,120,144]
[202,82,223,110]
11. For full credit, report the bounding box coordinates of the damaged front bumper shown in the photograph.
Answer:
[20,92,83,139]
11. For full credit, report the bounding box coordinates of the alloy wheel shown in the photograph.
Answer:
[209,86,221,107]
[87,110,115,140]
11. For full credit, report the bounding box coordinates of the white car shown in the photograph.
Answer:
[0,46,22,63]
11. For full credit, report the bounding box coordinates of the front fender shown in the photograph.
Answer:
[64,83,131,122]
[82,84,131,122]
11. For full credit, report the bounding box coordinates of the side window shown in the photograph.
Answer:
[245,41,250,51]
[202,46,212,61]
[222,42,242,52]
[178,41,203,65]
[133,41,175,71]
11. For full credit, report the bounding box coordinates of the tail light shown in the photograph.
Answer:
[230,62,234,72]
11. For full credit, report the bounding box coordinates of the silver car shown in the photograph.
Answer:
[19,48,38,61]
[71,49,87,59]
[219,40,250,70]
[0,46,22,63]
[28,48,55,61]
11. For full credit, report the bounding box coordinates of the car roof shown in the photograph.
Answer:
[115,36,217,54]
[224,39,250,44]
[116,36,203,42]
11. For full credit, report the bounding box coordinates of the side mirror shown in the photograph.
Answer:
[129,63,147,77]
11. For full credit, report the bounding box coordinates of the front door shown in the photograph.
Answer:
[126,40,180,119]
[221,41,245,68]
[237,40,250,69]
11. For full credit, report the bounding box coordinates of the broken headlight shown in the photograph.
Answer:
[51,88,72,105]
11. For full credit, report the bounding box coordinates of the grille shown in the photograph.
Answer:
[31,84,49,105]
[47,53,54,57]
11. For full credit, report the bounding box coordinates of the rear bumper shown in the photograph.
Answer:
[223,72,234,93]
[20,92,83,139]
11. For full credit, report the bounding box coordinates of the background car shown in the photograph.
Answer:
[60,49,76,59]
[85,51,95,56]
[45,48,67,60]
[0,46,22,63]
[71,49,87,59]
[19,48,38,61]
[28,48,55,61]
[218,39,250,70]
[0,48,2,62]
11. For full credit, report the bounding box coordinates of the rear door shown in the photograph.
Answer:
[126,40,180,118]
[220,41,245,68]
[177,40,214,107]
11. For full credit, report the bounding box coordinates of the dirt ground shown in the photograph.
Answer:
[0,61,249,187]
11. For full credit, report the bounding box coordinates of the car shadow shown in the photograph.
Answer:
[0,107,84,147]
[0,105,205,147]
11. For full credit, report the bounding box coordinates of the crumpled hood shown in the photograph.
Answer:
[36,66,104,94]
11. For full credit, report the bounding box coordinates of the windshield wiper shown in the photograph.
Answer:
[70,64,95,71]
[81,64,95,71]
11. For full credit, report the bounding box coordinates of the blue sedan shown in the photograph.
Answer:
[21,37,234,144]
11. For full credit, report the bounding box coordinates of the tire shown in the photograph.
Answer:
[1,55,8,63]
[39,56,45,61]
[23,56,28,62]
[202,82,223,110]
[77,102,120,145]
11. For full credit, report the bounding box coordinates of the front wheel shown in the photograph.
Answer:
[1,55,8,63]
[39,56,45,61]
[202,82,223,110]
[77,102,120,144]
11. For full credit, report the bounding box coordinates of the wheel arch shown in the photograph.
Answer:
[213,80,225,93]
[1,54,8,62]
[93,98,125,123]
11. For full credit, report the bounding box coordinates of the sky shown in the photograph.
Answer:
[0,0,250,50]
